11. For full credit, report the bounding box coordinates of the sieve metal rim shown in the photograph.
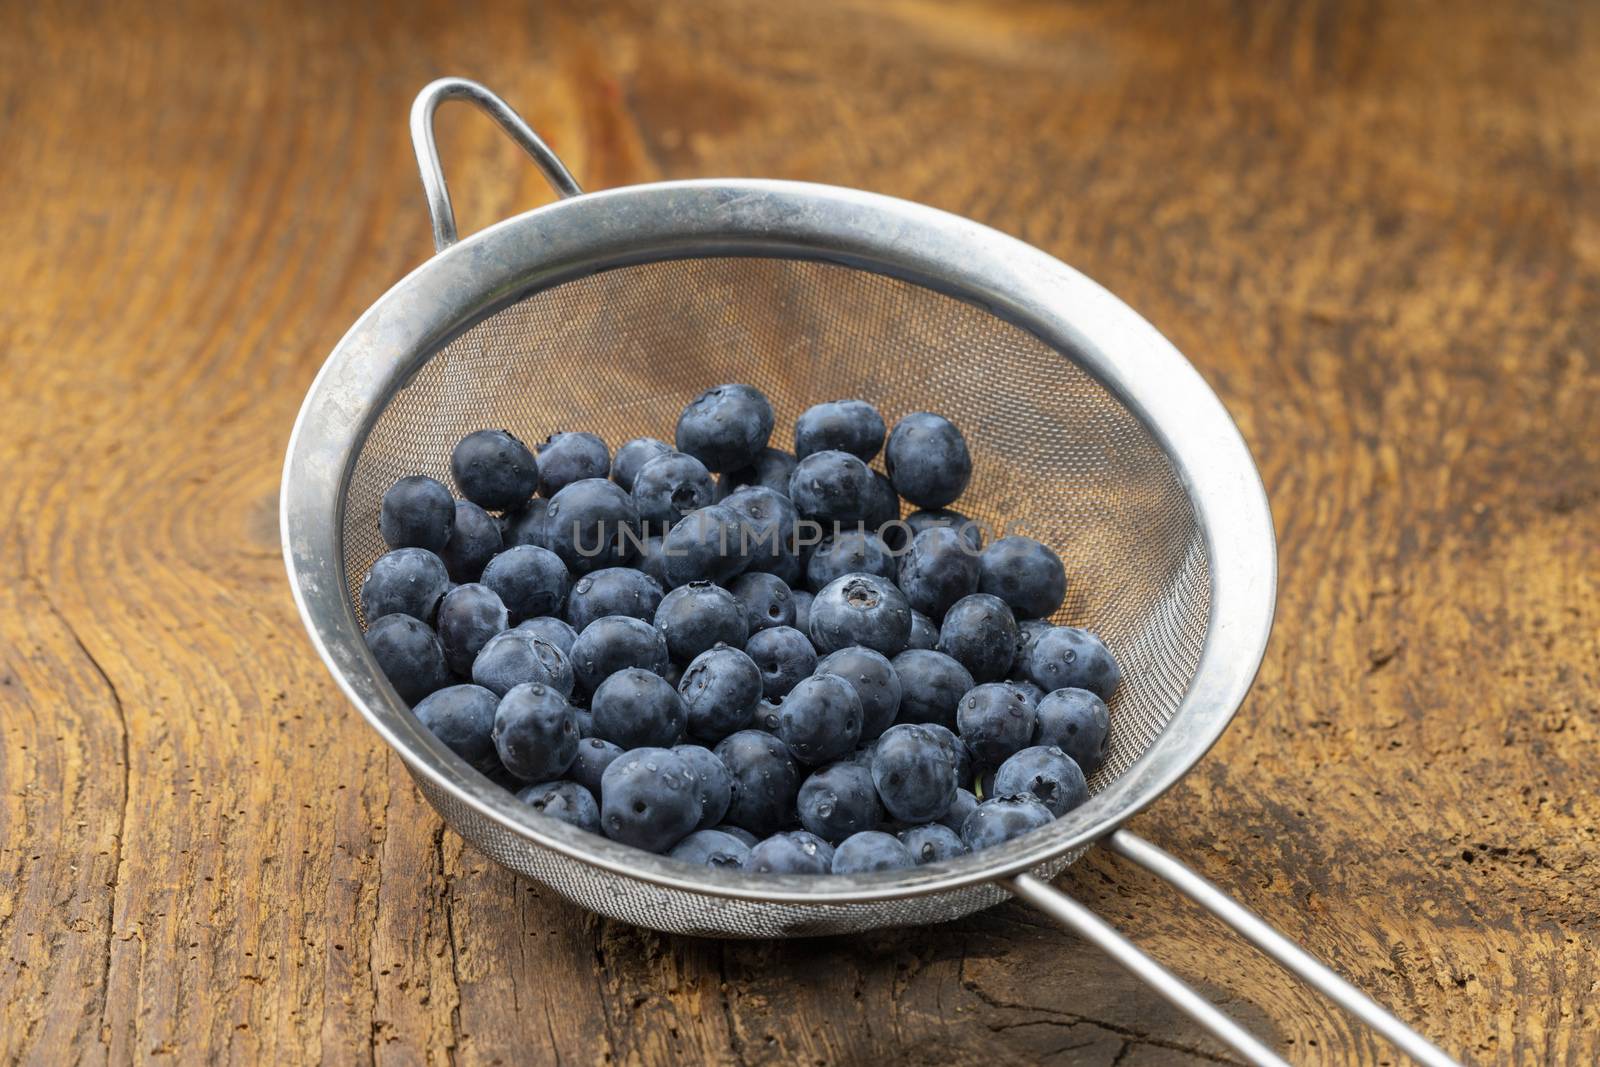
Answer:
[281,176,1276,906]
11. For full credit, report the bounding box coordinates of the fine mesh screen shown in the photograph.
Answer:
[342,256,1210,933]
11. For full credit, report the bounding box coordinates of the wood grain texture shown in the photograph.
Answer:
[1,0,1596,1063]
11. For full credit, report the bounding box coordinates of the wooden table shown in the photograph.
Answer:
[4,2,1595,1063]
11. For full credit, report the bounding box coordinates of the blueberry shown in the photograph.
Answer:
[713,730,801,837]
[897,526,980,620]
[500,498,550,549]
[871,723,957,823]
[361,547,450,622]
[938,593,1019,682]
[794,399,887,462]
[537,431,610,497]
[573,707,594,737]
[714,825,759,848]
[888,649,975,732]
[675,383,775,472]
[1033,688,1110,776]
[957,682,1037,765]
[898,823,968,864]
[809,574,912,656]
[906,610,940,651]
[863,472,902,540]
[791,590,813,635]
[654,581,749,663]
[380,475,456,552]
[747,830,834,875]
[719,447,798,498]
[678,645,763,742]
[1009,679,1047,706]
[776,675,863,765]
[904,508,983,551]
[565,567,664,631]
[728,571,796,633]
[493,682,580,781]
[568,736,624,796]
[961,794,1056,850]
[978,536,1067,620]
[938,787,980,833]
[669,828,751,870]
[806,530,896,591]
[483,545,570,629]
[1012,619,1054,677]
[569,616,670,694]
[600,747,701,853]
[440,500,503,583]
[832,831,915,873]
[590,668,684,749]
[632,451,715,530]
[796,760,882,843]
[660,504,750,587]
[413,684,501,773]
[436,583,510,675]
[636,534,669,587]
[921,722,973,792]
[754,698,783,733]
[611,437,674,493]
[744,626,817,699]
[517,780,600,833]
[814,646,901,740]
[515,615,578,655]
[1020,627,1122,700]
[545,478,643,575]
[451,429,539,511]
[993,746,1088,817]
[364,614,451,705]
[722,485,799,575]
[672,743,734,830]
[884,413,971,509]
[788,450,873,527]
[472,629,575,697]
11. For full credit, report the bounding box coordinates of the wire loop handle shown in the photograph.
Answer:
[410,77,582,252]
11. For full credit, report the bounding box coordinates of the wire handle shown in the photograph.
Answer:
[1005,830,1461,1066]
[410,77,582,252]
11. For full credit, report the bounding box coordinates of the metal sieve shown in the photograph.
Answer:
[281,79,1458,1066]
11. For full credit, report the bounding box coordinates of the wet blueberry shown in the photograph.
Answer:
[515,615,577,655]
[832,831,915,873]
[788,449,873,528]
[632,451,715,531]
[938,787,980,834]
[364,613,451,705]
[814,646,901,741]
[451,429,539,511]
[904,508,982,551]
[993,746,1088,817]
[517,780,600,833]
[791,590,813,635]
[672,743,734,830]
[713,729,801,837]
[569,616,670,694]
[957,682,1038,765]
[871,723,957,823]
[776,674,863,765]
[413,684,501,774]
[436,583,510,675]
[898,823,968,864]
[979,536,1067,620]
[897,526,980,621]
[590,668,685,749]
[884,412,971,509]
[806,530,896,591]
[481,544,570,623]
[747,830,834,875]
[380,475,455,552]
[660,504,750,587]
[500,498,550,549]
[728,570,796,633]
[655,581,749,663]
[361,547,451,623]
[669,828,751,869]
[938,593,1019,682]
[440,500,503,583]
[565,567,664,631]
[1020,627,1121,700]
[714,825,759,848]
[544,478,643,575]
[719,447,799,501]
[537,431,610,497]
[744,625,818,699]
[600,747,701,853]
[960,794,1055,850]
[493,682,580,781]
[678,644,763,743]
[793,399,886,462]
[863,471,902,541]
[906,610,940,651]
[472,629,575,697]
[675,383,775,472]
[1033,688,1110,776]
[722,485,799,575]
[567,736,624,797]
[888,649,975,731]
[796,760,882,843]
[809,574,912,656]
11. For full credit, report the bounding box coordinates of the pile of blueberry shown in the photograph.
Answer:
[360,384,1121,875]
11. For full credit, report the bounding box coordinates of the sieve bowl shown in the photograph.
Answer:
[281,79,1458,1067]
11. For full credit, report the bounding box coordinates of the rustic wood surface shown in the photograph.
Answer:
[2,1,1596,1063]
